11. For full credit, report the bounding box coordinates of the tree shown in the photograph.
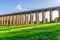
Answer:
[54,17,59,22]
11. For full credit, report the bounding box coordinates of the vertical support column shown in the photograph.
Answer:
[16,15,21,25]
[50,10,53,22]
[42,11,46,23]
[16,15,18,25]
[20,14,22,24]
[36,12,40,24]
[25,13,29,24]
[3,16,6,25]
[22,14,24,24]
[58,8,60,21]
[0,17,1,25]
[20,14,25,24]
[10,16,13,25]
[6,16,9,25]
[13,15,17,25]
[16,15,17,25]
[6,16,7,25]
[3,16,5,25]
[18,15,20,24]
[13,15,14,25]
[1,17,3,25]
[1,16,2,25]
[15,15,16,25]
[30,12,34,24]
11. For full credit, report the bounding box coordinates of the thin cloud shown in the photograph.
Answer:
[17,4,22,10]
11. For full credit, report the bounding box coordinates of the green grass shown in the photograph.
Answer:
[0,23,60,40]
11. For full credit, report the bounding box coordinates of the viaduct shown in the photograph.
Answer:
[0,6,60,25]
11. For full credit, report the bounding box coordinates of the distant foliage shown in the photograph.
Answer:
[54,17,59,23]
[45,18,48,23]
[34,21,36,24]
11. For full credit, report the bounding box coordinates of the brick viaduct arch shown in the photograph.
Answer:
[0,6,60,25]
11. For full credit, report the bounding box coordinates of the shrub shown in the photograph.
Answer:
[45,18,48,23]
[40,18,48,23]
[54,17,59,23]
[34,21,36,24]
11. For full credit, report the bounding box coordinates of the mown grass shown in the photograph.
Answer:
[0,23,60,40]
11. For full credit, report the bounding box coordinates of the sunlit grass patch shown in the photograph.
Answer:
[0,23,60,40]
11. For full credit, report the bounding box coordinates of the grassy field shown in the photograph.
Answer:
[0,23,60,40]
